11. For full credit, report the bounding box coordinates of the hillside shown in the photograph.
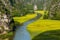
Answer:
[0,0,60,40]
[13,10,60,40]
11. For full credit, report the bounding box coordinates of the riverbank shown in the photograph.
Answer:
[13,10,60,40]
[14,14,60,40]
[13,13,41,40]
[13,14,37,24]
[27,19,60,39]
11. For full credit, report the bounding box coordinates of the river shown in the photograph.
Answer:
[13,13,41,40]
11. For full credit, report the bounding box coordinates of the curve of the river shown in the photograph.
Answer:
[13,13,41,40]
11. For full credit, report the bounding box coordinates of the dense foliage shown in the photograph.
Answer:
[43,0,60,20]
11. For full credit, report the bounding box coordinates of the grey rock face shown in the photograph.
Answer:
[0,14,13,34]
[0,0,15,35]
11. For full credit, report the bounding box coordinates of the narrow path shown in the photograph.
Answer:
[13,13,41,40]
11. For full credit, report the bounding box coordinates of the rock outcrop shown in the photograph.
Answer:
[0,0,15,35]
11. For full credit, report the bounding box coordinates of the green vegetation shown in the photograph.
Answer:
[0,32,13,39]
[0,0,60,40]
[32,30,60,40]
[13,10,60,40]
[14,14,36,24]
[27,19,60,38]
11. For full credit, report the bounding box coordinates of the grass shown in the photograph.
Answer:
[13,10,60,40]
[0,32,13,39]
[32,30,60,40]
[27,19,60,39]
[35,10,48,19]
[13,14,36,24]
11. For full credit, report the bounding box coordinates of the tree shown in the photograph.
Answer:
[0,0,15,39]
[47,0,60,19]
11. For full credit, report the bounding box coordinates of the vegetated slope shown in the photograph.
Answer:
[14,10,60,40]
[32,30,60,40]
[26,10,60,39]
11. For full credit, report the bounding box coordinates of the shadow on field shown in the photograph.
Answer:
[32,30,60,40]
[8,21,22,40]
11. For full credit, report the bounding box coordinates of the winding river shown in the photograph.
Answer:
[13,13,41,40]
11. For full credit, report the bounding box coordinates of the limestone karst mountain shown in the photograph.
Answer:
[0,0,15,39]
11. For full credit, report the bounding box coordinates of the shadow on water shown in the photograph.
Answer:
[11,21,21,32]
[13,13,42,40]
[32,30,60,40]
[8,21,21,40]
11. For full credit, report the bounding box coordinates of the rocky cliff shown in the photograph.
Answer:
[0,0,15,40]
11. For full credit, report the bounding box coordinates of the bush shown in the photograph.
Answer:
[43,12,48,19]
